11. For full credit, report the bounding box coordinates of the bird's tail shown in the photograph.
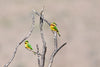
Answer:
[57,32,61,37]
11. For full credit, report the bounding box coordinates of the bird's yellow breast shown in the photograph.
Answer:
[25,44,30,49]
[50,26,56,31]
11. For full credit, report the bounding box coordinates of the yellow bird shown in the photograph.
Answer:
[50,22,61,36]
[25,40,33,50]
[25,40,36,54]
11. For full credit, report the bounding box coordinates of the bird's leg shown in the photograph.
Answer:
[51,30,54,34]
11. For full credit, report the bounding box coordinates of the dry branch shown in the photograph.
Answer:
[32,9,50,26]
[48,42,67,67]
[54,32,58,50]
[39,10,47,67]
[4,9,67,67]
[3,13,35,67]
[33,9,67,67]
[36,44,41,67]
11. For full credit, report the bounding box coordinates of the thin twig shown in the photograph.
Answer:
[36,44,41,67]
[32,9,50,26]
[39,10,47,67]
[48,42,67,67]
[3,13,35,67]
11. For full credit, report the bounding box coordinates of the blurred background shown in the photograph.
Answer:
[0,0,100,67]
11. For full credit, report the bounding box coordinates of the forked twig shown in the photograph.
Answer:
[32,9,50,26]
[33,9,67,67]
[4,9,67,67]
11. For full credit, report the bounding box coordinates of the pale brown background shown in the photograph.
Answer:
[0,0,100,67]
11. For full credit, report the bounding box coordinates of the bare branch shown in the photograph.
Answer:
[39,10,47,67]
[48,42,67,67]
[36,44,41,67]
[32,9,50,26]
[3,13,35,67]
[54,32,58,50]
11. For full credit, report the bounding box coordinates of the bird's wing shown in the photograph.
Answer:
[54,26,59,32]
[27,43,33,50]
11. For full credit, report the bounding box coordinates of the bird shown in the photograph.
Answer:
[50,22,61,36]
[24,40,36,54]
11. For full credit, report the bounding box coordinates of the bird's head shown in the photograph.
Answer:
[51,22,57,26]
[25,40,29,44]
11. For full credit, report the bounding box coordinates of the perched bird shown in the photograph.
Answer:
[25,40,36,54]
[50,22,61,36]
